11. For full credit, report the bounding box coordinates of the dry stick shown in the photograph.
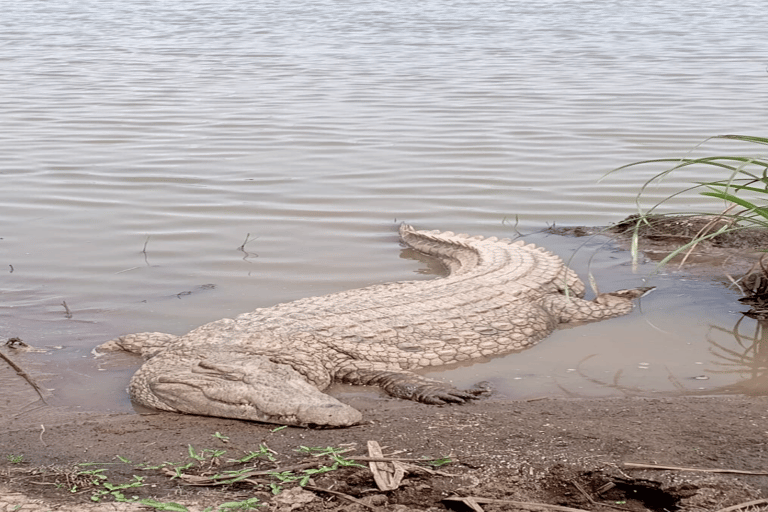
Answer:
[624,462,768,476]
[714,498,768,512]
[0,350,48,405]
[344,456,440,463]
[39,424,47,447]
[443,496,590,512]
[12,402,47,420]
[569,479,632,512]
[304,485,376,510]
[679,206,736,268]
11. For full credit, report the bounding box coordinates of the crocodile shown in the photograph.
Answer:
[97,224,651,427]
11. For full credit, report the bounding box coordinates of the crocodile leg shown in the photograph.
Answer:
[336,365,491,405]
[541,286,654,324]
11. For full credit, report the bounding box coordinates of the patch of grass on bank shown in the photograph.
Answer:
[5,437,454,512]
[608,134,768,265]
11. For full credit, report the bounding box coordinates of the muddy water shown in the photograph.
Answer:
[1,0,766,415]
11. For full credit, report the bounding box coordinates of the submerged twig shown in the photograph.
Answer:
[142,235,151,265]
[237,233,252,251]
[61,301,72,319]
[237,233,259,261]
[0,348,49,405]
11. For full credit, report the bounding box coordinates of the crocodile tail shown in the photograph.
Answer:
[399,223,544,258]
[398,224,586,294]
[398,223,482,275]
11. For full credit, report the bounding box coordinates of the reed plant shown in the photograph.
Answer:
[608,134,768,266]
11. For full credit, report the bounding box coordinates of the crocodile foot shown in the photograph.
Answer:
[340,368,492,405]
[405,380,493,405]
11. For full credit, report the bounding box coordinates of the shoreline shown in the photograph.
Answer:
[3,394,767,511]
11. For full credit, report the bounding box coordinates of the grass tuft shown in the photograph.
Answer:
[607,135,768,265]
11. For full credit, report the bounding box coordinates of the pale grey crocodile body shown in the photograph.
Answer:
[98,225,651,427]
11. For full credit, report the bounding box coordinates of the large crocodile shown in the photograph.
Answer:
[98,225,651,427]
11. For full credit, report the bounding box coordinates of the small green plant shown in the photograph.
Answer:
[138,498,190,511]
[205,467,262,486]
[267,447,364,488]
[212,432,230,443]
[137,461,170,470]
[169,461,196,479]
[216,497,262,510]
[77,467,108,486]
[269,470,299,484]
[230,444,276,463]
[296,445,346,456]
[89,474,145,502]
[295,445,362,467]
[6,454,24,464]
[423,456,452,467]
[188,444,226,462]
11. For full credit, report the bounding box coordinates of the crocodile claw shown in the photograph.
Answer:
[379,377,493,405]
[420,381,493,404]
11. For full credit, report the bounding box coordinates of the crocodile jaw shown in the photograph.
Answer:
[129,354,362,427]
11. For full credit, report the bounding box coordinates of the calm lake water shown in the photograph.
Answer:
[1,0,767,414]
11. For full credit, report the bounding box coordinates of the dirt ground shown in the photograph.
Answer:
[2,396,768,512]
[3,215,768,512]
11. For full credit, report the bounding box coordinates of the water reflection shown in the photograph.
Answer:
[562,314,768,397]
[707,317,768,395]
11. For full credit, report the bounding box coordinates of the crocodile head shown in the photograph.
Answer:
[128,352,362,427]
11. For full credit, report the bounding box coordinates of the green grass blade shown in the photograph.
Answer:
[719,134,768,146]
[655,224,733,268]
[699,191,768,219]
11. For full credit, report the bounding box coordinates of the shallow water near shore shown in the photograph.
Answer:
[1,231,761,418]
[1,0,766,415]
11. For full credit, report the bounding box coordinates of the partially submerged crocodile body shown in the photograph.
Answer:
[98,225,651,427]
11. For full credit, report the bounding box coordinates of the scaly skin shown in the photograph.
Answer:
[97,225,651,427]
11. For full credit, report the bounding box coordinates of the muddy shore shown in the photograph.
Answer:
[2,395,768,512]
